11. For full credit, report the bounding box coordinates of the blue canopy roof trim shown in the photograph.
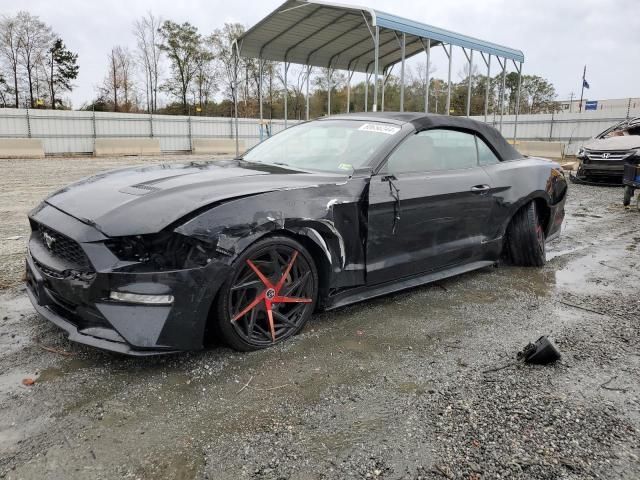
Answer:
[236,0,524,74]
[374,12,525,63]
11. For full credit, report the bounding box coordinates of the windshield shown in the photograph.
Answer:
[242,120,402,173]
[598,117,640,139]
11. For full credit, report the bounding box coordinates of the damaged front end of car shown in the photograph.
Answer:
[25,199,245,355]
[25,176,364,355]
[572,117,640,185]
[572,147,640,185]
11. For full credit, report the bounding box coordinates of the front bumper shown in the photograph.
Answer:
[26,204,229,355]
[575,153,635,182]
[25,263,167,356]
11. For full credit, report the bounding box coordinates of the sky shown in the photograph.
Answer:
[4,0,638,108]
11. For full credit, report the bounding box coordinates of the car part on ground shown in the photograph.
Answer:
[25,113,567,355]
[517,336,561,364]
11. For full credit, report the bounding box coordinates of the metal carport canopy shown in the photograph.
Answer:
[236,0,524,73]
[231,0,525,156]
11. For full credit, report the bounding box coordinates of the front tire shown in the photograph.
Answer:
[506,201,546,267]
[216,236,318,351]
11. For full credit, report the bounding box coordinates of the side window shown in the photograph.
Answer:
[386,129,478,174]
[476,136,501,165]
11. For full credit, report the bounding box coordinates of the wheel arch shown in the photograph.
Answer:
[503,193,553,239]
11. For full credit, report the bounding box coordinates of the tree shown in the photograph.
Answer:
[192,42,215,110]
[104,48,121,111]
[0,15,21,107]
[99,46,138,112]
[157,20,202,113]
[210,23,245,117]
[312,68,346,115]
[45,38,78,109]
[16,12,53,107]
[114,46,135,111]
[133,12,162,112]
[0,73,10,106]
[520,74,557,114]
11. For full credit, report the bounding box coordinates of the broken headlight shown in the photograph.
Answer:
[105,232,216,270]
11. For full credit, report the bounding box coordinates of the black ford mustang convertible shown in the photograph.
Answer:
[26,113,567,355]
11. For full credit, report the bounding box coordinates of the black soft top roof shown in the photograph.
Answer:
[326,112,522,161]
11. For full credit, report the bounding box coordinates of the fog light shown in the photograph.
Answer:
[109,291,174,305]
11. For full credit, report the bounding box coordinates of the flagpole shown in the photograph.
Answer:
[579,65,586,113]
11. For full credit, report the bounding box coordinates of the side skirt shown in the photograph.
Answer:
[323,260,495,311]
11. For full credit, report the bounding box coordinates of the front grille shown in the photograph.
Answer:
[33,258,66,279]
[34,223,91,269]
[585,150,631,162]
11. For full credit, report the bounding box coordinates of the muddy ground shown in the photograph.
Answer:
[0,156,639,479]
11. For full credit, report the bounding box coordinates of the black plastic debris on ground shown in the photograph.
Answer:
[518,336,561,364]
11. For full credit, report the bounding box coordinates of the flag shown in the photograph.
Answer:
[583,79,590,89]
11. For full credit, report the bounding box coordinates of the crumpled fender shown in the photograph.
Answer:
[174,180,369,290]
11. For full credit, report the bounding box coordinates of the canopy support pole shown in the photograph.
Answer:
[421,38,431,113]
[372,26,379,112]
[364,71,369,112]
[400,33,406,112]
[381,70,385,112]
[442,43,452,115]
[346,68,355,113]
[480,53,491,123]
[462,48,473,117]
[305,65,310,120]
[283,62,290,128]
[513,60,522,143]
[498,57,506,132]
[258,58,263,141]
[381,66,394,112]
[327,67,331,115]
[233,42,240,157]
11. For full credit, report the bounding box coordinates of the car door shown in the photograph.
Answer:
[366,129,495,285]
[475,134,516,243]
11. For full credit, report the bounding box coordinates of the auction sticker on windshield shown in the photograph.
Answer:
[358,123,401,135]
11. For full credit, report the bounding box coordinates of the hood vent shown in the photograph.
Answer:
[119,173,192,196]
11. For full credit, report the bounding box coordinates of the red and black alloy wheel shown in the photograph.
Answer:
[216,237,318,351]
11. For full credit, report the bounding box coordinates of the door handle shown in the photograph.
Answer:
[470,184,491,194]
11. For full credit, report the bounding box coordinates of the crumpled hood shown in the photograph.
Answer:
[584,135,640,151]
[43,159,347,237]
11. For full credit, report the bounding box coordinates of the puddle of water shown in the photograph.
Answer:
[0,292,35,357]
[38,358,91,383]
[554,242,636,295]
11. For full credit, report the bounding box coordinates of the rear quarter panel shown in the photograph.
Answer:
[482,157,567,239]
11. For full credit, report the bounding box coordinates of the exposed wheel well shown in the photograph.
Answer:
[532,198,551,235]
[275,230,332,307]
[502,198,550,260]
[506,197,550,236]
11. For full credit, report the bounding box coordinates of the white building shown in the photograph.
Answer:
[557,97,640,115]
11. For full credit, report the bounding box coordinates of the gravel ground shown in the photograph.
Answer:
[0,156,639,479]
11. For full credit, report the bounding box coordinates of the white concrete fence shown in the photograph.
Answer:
[0,107,639,158]
[0,108,294,157]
